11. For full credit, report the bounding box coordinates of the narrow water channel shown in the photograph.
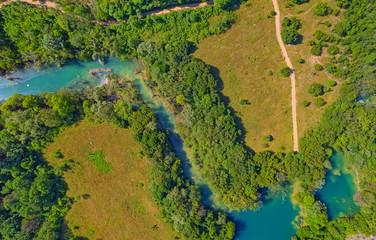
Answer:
[0,59,361,240]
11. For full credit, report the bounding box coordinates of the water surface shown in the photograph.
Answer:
[317,153,360,220]
[0,58,137,100]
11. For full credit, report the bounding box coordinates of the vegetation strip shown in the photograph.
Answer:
[272,0,299,152]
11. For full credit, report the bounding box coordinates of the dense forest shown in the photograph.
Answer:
[1,0,376,239]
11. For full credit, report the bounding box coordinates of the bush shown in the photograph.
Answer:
[302,100,311,107]
[314,2,333,16]
[281,28,299,44]
[239,99,250,105]
[54,149,63,159]
[307,40,316,46]
[268,70,274,76]
[308,83,324,96]
[327,80,336,87]
[332,8,340,16]
[288,0,309,5]
[297,58,305,64]
[263,135,273,142]
[328,45,339,55]
[314,97,327,107]
[311,45,322,56]
[280,67,291,77]
[314,64,324,71]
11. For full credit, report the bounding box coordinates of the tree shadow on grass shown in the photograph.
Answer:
[209,65,255,155]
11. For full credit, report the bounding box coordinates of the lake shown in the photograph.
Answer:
[0,59,360,239]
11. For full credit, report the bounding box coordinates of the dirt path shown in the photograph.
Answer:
[0,0,60,10]
[272,0,299,152]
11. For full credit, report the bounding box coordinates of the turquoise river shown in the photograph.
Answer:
[0,59,360,239]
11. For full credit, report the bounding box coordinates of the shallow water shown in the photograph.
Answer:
[0,58,137,100]
[0,59,359,239]
[317,153,360,220]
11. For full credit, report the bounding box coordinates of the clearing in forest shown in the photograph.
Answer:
[43,120,177,240]
[278,0,342,136]
[194,1,292,152]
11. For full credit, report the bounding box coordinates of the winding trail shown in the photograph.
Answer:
[271,0,299,152]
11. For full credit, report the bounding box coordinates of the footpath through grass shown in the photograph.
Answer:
[278,0,342,136]
[43,120,177,240]
[194,1,292,152]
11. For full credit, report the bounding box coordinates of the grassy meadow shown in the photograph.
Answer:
[194,0,293,152]
[43,120,177,240]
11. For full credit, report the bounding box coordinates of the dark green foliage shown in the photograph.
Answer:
[288,0,310,5]
[297,58,305,64]
[314,97,326,107]
[280,67,291,77]
[308,83,324,96]
[281,17,301,44]
[85,150,112,173]
[314,2,333,16]
[328,44,340,55]
[311,44,323,56]
[302,100,310,107]
[314,64,324,71]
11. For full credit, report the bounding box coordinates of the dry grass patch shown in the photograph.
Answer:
[43,120,177,240]
[278,0,343,136]
[194,0,293,152]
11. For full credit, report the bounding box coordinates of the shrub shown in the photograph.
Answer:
[268,70,274,76]
[314,64,324,71]
[314,2,333,16]
[327,80,336,87]
[239,99,250,105]
[288,0,309,5]
[302,100,310,107]
[314,97,327,107]
[307,40,316,46]
[311,45,322,56]
[328,45,339,55]
[54,149,63,159]
[297,58,305,64]
[332,8,340,16]
[280,67,291,77]
[269,10,276,16]
[308,83,324,96]
[281,28,299,44]
[263,135,273,142]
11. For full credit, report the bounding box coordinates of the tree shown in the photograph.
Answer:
[280,67,291,77]
[281,28,299,44]
[314,3,333,16]
[314,97,326,107]
[308,83,324,96]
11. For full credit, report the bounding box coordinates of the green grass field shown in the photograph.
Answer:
[43,120,178,240]
[195,0,293,152]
